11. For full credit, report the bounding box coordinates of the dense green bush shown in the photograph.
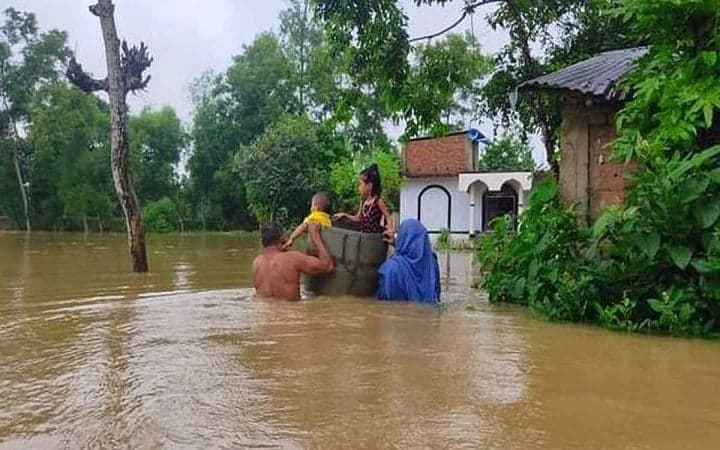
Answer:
[143,197,179,233]
[476,179,597,322]
[476,151,720,336]
[475,0,720,337]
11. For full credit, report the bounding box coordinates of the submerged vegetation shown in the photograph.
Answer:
[476,0,720,337]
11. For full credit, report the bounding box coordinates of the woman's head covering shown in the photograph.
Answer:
[377,219,440,303]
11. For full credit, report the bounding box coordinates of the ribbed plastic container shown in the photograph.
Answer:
[305,227,388,297]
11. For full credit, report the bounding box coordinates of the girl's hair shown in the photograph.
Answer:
[360,164,382,197]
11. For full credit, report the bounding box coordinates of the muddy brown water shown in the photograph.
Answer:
[1,232,719,449]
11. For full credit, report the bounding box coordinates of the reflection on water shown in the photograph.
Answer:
[1,232,719,449]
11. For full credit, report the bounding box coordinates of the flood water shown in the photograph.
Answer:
[1,232,719,449]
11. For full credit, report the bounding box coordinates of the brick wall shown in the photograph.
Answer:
[403,133,469,177]
[560,94,635,222]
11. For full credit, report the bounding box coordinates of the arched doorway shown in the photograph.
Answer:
[483,182,519,231]
[417,185,451,231]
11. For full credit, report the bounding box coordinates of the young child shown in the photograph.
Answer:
[283,192,332,249]
[334,164,394,235]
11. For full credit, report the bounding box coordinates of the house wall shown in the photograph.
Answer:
[399,177,483,234]
[560,94,634,221]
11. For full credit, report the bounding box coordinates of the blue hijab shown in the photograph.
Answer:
[377,219,441,303]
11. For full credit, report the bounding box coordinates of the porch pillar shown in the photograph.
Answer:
[518,190,527,216]
[468,185,476,238]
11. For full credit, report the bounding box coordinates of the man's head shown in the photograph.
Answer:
[261,223,285,248]
[311,192,331,213]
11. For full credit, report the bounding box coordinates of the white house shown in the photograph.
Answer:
[399,130,532,238]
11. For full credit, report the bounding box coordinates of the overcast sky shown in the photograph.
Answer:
[6,0,545,163]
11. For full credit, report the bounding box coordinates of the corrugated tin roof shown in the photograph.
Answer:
[519,47,648,100]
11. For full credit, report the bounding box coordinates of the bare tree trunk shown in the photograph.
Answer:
[11,145,31,232]
[3,102,31,231]
[298,0,309,109]
[91,0,148,272]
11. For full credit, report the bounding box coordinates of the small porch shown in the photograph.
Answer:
[458,172,532,238]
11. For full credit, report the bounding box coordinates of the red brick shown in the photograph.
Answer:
[404,133,468,177]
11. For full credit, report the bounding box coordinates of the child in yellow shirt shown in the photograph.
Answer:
[283,192,332,249]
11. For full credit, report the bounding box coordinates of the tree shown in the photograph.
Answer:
[478,134,534,172]
[26,83,113,231]
[313,0,634,168]
[67,0,152,272]
[236,115,335,227]
[186,72,252,230]
[280,0,318,112]
[129,106,185,203]
[224,32,296,145]
[0,8,71,230]
[400,33,492,138]
[280,1,391,151]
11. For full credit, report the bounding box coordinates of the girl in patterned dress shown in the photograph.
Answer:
[334,164,394,235]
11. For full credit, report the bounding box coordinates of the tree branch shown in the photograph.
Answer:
[89,0,114,18]
[121,40,153,92]
[66,57,109,92]
[408,0,503,43]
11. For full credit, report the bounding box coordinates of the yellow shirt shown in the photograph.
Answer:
[303,211,332,229]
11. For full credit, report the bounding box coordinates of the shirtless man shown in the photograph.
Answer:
[252,222,334,301]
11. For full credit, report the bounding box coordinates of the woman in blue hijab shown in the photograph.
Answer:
[377,219,441,303]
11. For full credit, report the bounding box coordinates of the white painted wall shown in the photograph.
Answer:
[400,177,484,234]
[400,172,534,234]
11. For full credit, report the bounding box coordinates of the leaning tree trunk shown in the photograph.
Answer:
[93,0,148,272]
[3,105,32,231]
[67,0,150,272]
[11,142,31,232]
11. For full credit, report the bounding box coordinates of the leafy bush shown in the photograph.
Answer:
[475,0,720,337]
[143,197,178,233]
[476,152,720,336]
[435,228,453,251]
[236,115,335,228]
[476,179,595,322]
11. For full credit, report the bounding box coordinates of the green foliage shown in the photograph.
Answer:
[280,0,391,150]
[313,0,634,163]
[477,1,720,337]
[225,32,297,145]
[129,106,186,203]
[476,179,594,322]
[614,0,720,163]
[399,33,492,138]
[435,229,453,251]
[646,288,705,337]
[478,134,534,172]
[1,8,71,228]
[595,295,645,333]
[26,83,114,229]
[143,197,179,233]
[237,115,336,227]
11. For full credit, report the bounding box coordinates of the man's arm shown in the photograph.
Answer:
[294,223,334,275]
